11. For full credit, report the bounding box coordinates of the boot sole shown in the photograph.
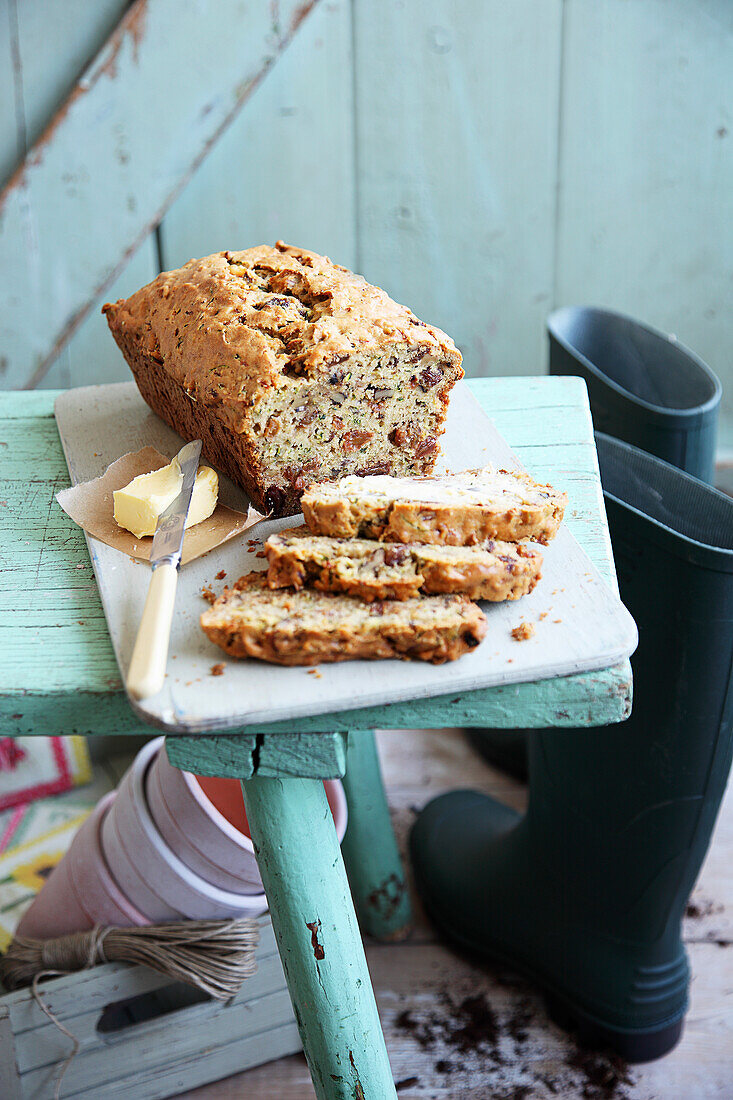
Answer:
[544,990,684,1064]
[413,862,686,1064]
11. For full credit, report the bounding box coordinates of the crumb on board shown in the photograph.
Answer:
[215,570,227,580]
[211,663,225,677]
[201,585,216,603]
[255,550,267,559]
[307,668,322,679]
[511,622,535,642]
[539,611,548,621]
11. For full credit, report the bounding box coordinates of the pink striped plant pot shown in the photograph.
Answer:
[17,792,147,940]
[100,738,268,922]
[148,742,348,894]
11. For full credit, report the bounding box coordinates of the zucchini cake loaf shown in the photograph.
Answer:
[265,526,543,602]
[103,242,463,516]
[200,572,487,665]
[302,466,567,545]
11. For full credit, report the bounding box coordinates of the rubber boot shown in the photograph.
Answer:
[472,307,722,779]
[549,307,721,482]
[412,435,733,1062]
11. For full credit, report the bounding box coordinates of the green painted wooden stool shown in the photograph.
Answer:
[0,378,632,1099]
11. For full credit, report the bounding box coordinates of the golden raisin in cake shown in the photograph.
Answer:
[265,526,543,602]
[103,242,463,517]
[200,572,487,665]
[302,467,567,545]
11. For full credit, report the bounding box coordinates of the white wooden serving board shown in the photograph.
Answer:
[54,382,637,734]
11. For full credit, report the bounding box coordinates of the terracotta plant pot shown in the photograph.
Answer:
[100,738,268,922]
[17,793,147,939]
[148,742,348,893]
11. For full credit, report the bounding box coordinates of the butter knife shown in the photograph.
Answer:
[127,439,203,700]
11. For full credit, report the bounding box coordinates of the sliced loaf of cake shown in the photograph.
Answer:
[200,572,487,665]
[301,467,567,545]
[265,526,543,602]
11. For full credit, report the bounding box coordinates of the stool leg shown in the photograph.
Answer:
[340,730,413,941]
[241,775,397,1100]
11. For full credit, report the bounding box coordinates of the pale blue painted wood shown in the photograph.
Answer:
[241,775,397,1099]
[341,730,413,941]
[0,9,26,394]
[11,0,131,151]
[15,955,287,1071]
[1,0,146,390]
[4,0,159,391]
[62,241,160,387]
[353,0,563,379]
[0,0,322,390]
[160,0,356,273]
[166,732,348,779]
[0,3,21,187]
[0,1007,21,1100]
[555,0,733,448]
[1,916,302,1099]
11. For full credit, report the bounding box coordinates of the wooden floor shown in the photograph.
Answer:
[180,729,733,1100]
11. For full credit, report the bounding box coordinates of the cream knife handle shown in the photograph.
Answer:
[127,561,179,700]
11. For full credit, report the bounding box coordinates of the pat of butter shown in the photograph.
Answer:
[113,459,219,539]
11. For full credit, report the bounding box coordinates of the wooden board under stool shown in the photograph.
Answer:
[0,917,300,1099]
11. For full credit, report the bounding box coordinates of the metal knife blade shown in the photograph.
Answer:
[150,439,203,569]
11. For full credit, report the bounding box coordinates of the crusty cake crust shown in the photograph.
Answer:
[302,467,567,545]
[265,526,543,602]
[103,242,463,516]
[200,572,487,665]
[120,344,282,513]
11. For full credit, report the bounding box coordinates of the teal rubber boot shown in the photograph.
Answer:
[549,307,721,481]
[471,308,722,779]
[412,436,733,1062]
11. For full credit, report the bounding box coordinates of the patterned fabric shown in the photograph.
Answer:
[0,809,90,951]
[0,736,92,812]
[0,751,133,952]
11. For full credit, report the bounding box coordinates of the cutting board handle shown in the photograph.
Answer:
[127,562,179,700]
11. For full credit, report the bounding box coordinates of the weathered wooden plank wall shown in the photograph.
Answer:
[0,0,323,389]
[555,0,733,446]
[1,0,731,447]
[160,0,356,273]
[0,0,158,391]
[354,0,564,384]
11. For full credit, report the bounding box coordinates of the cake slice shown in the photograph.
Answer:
[302,467,567,545]
[200,572,487,665]
[103,242,463,516]
[265,526,543,602]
